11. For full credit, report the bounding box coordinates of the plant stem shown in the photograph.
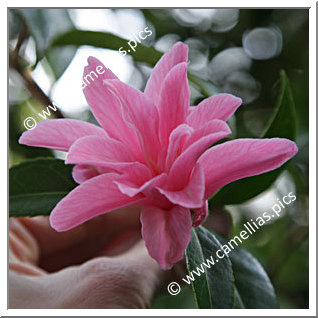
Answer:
[9,20,64,118]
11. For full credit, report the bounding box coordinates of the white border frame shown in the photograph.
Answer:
[2,1,316,316]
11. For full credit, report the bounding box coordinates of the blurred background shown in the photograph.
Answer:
[9,8,309,309]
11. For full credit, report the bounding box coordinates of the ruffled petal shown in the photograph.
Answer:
[84,56,118,81]
[157,163,205,209]
[66,135,150,181]
[168,124,231,190]
[141,205,192,269]
[66,135,135,165]
[72,165,113,184]
[103,79,161,166]
[144,42,188,106]
[192,200,209,227]
[183,119,231,150]
[198,138,298,199]
[50,173,143,231]
[82,58,142,159]
[116,173,167,198]
[19,119,107,152]
[187,94,242,129]
[165,124,193,172]
[158,62,190,147]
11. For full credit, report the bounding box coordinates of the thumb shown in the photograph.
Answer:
[77,239,164,308]
[10,239,163,309]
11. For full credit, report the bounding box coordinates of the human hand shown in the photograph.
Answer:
[9,206,184,309]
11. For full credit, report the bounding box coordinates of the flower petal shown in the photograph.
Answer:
[168,123,231,190]
[141,205,192,269]
[19,119,107,151]
[157,163,205,209]
[66,135,150,179]
[165,124,193,172]
[72,165,99,184]
[158,62,190,147]
[50,173,143,231]
[199,138,298,199]
[104,79,161,165]
[187,94,242,129]
[72,165,113,184]
[116,173,167,198]
[183,119,231,150]
[66,135,135,165]
[84,56,118,81]
[82,59,142,159]
[192,200,209,227]
[144,42,188,105]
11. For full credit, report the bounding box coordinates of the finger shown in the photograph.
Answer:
[38,228,141,272]
[117,238,188,298]
[96,229,141,257]
[9,237,185,309]
[19,205,141,260]
[9,240,163,308]
[9,262,47,276]
[9,219,39,264]
[76,240,164,308]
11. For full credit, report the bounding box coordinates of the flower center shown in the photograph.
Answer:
[146,156,162,175]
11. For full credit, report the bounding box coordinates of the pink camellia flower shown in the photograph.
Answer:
[19,42,298,269]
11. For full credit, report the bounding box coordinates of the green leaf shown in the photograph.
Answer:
[210,70,297,205]
[9,9,23,40]
[230,247,279,308]
[261,70,297,140]
[185,226,279,309]
[233,287,245,309]
[141,9,189,38]
[9,158,77,217]
[51,30,214,97]
[46,45,77,79]
[9,103,54,165]
[52,30,163,66]
[185,226,235,308]
[151,284,196,309]
[188,73,219,98]
[19,8,76,73]
[212,230,279,309]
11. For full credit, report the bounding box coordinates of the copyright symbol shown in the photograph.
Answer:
[24,117,37,130]
[167,282,181,296]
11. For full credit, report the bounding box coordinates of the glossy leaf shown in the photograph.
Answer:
[233,287,245,309]
[186,226,279,309]
[46,46,77,79]
[212,230,279,309]
[9,103,54,166]
[188,73,219,98]
[51,30,218,98]
[210,70,297,205]
[52,30,163,66]
[19,8,76,76]
[9,158,77,217]
[9,9,23,40]
[185,226,235,308]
